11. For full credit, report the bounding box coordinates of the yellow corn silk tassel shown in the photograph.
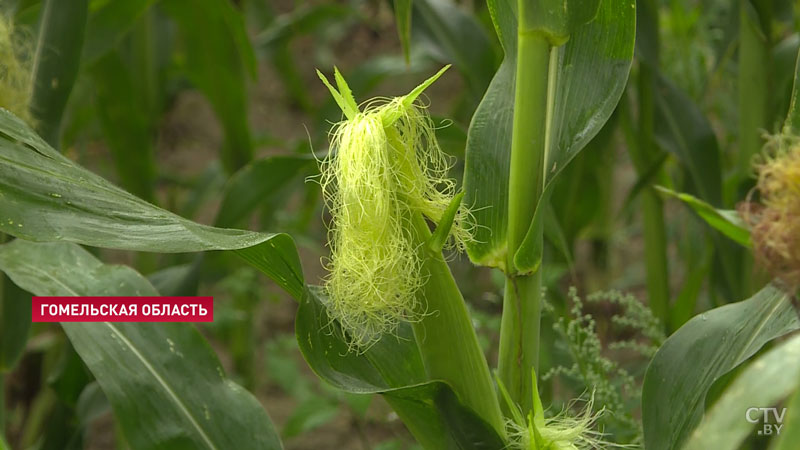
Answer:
[0,14,33,122]
[743,134,800,287]
[499,371,608,450]
[317,66,472,349]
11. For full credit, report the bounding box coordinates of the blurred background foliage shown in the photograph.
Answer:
[0,0,798,448]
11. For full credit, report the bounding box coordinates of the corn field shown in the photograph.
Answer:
[1,0,800,449]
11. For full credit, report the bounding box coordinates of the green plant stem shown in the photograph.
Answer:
[588,127,617,290]
[634,64,670,328]
[498,26,551,414]
[736,0,771,297]
[737,0,771,179]
[640,189,669,322]
[499,268,542,413]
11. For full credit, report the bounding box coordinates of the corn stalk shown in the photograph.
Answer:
[631,34,671,327]
[498,27,551,413]
[468,0,633,415]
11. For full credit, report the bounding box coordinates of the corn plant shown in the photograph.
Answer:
[2,0,800,449]
[642,48,800,450]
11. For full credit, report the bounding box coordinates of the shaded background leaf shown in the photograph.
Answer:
[393,0,413,64]
[82,0,158,64]
[91,50,157,203]
[296,287,505,450]
[653,74,722,206]
[0,110,304,299]
[0,239,283,450]
[642,285,800,450]
[161,0,256,172]
[29,0,88,147]
[215,155,314,228]
[683,332,800,450]
[656,187,751,248]
[412,0,497,106]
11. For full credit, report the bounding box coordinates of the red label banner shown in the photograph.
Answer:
[32,297,214,322]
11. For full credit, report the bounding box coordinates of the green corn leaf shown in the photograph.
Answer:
[254,3,352,112]
[513,183,554,273]
[683,333,800,450]
[29,0,88,148]
[412,0,497,104]
[543,202,573,268]
[463,0,634,270]
[215,155,314,228]
[0,239,283,450]
[147,262,201,297]
[82,0,157,64]
[538,1,634,187]
[774,384,800,450]
[0,109,304,300]
[161,0,256,172]
[642,284,800,450]
[545,116,618,266]
[91,50,157,203]
[402,64,451,109]
[784,45,800,135]
[653,73,723,206]
[281,397,340,438]
[296,286,506,449]
[649,73,744,299]
[655,186,751,248]
[617,151,669,219]
[255,4,352,47]
[179,165,227,220]
[634,0,659,67]
[393,0,413,64]
[772,34,799,132]
[427,191,464,253]
[49,341,92,408]
[76,382,111,429]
